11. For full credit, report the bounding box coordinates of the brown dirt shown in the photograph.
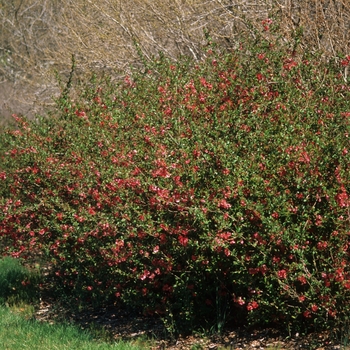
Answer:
[34,296,343,350]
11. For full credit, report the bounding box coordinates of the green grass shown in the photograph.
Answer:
[0,305,145,350]
[0,257,149,349]
[0,256,40,306]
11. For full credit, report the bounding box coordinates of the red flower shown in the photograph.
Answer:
[317,241,328,250]
[88,207,96,215]
[262,18,272,31]
[218,199,231,209]
[247,301,259,311]
[178,235,188,247]
[248,267,259,275]
[39,228,47,235]
[303,310,311,318]
[259,265,268,275]
[234,296,245,306]
[278,269,287,279]
[271,212,279,219]
[311,304,318,312]
[297,275,307,285]
[299,151,310,164]
[152,167,171,178]
[140,270,150,281]
[336,191,349,207]
[256,73,264,82]
[222,168,230,175]
[328,309,337,318]
[341,55,350,67]
[283,58,298,71]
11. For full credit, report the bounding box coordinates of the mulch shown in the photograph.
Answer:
[34,297,342,349]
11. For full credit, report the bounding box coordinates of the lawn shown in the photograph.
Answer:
[0,304,145,350]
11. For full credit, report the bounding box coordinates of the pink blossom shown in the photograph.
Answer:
[218,199,231,209]
[336,191,349,207]
[140,270,150,281]
[152,167,171,178]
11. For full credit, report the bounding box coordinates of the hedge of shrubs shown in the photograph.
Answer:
[1,29,350,338]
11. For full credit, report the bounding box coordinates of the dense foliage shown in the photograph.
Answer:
[1,30,350,338]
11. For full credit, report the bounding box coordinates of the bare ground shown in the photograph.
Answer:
[34,295,343,350]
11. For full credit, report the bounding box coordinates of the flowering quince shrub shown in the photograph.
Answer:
[1,29,350,337]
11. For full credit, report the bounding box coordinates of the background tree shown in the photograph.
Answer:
[0,0,349,123]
